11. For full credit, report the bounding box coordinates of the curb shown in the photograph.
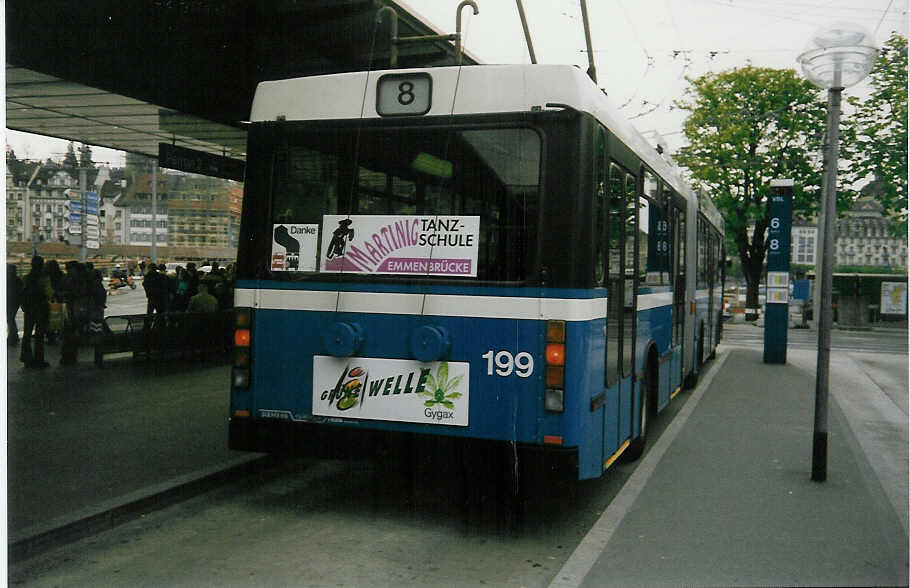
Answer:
[9,454,282,563]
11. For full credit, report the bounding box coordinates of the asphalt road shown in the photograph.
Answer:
[103,278,150,315]
[721,318,909,354]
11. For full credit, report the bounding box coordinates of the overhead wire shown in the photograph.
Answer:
[614,0,654,110]
[874,0,897,36]
[696,0,906,30]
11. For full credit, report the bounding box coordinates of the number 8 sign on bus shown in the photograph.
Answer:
[377,73,432,116]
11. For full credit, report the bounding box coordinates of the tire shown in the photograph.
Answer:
[623,387,647,461]
[697,324,705,368]
[624,350,656,462]
[683,368,698,389]
[684,324,704,389]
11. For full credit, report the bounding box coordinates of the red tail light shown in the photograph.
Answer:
[233,308,252,388]
[545,320,565,412]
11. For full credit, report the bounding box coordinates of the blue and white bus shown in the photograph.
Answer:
[229,64,724,480]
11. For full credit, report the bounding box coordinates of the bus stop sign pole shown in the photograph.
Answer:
[763,179,793,364]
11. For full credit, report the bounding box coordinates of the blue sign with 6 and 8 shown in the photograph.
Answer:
[764,180,793,364]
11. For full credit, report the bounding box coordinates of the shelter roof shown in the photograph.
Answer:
[6,1,480,164]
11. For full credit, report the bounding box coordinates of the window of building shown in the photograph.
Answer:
[793,228,816,265]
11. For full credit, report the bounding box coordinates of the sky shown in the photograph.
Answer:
[3,0,907,163]
[403,0,907,151]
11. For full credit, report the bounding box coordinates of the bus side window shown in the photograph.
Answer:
[640,170,655,284]
[697,216,707,290]
[622,172,637,379]
[641,170,669,286]
[673,203,686,347]
[594,127,606,286]
[605,162,624,388]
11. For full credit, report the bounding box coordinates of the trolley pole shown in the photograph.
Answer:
[579,0,597,83]
[515,0,537,64]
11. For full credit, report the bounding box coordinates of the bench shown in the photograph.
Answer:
[94,310,232,367]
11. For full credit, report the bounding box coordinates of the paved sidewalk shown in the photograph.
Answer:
[6,339,264,556]
[553,346,909,587]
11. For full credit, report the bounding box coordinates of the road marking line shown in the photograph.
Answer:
[548,351,730,588]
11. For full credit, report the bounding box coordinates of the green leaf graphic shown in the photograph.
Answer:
[437,362,449,389]
[444,375,462,394]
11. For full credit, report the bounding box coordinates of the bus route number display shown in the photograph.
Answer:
[377,73,432,116]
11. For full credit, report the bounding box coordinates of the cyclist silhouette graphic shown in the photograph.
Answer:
[326,219,355,259]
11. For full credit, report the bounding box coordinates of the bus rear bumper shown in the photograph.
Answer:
[229,417,579,479]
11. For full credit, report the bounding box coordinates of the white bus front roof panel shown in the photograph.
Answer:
[250,65,593,122]
[251,72,374,122]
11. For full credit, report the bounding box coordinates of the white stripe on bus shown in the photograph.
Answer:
[235,288,674,322]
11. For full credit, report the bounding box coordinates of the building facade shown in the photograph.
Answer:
[788,197,907,271]
[6,151,242,260]
[115,171,241,252]
[834,197,906,269]
[118,173,169,248]
[163,174,240,250]
[5,154,126,248]
[6,164,85,244]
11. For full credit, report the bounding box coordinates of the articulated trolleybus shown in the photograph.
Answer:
[229,64,725,480]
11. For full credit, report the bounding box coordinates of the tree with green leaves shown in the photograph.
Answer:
[673,65,828,316]
[844,33,907,234]
[78,144,94,169]
[6,147,27,179]
[63,141,78,168]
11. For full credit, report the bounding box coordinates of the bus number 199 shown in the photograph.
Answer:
[482,350,534,378]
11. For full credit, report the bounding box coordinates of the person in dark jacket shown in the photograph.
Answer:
[143,263,169,315]
[171,266,190,311]
[44,259,63,344]
[7,264,22,345]
[20,255,53,368]
[58,261,82,365]
[187,282,219,313]
[87,269,108,335]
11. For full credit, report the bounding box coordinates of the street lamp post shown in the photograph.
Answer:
[798,24,877,482]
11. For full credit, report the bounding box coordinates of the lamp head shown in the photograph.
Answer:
[797,23,878,89]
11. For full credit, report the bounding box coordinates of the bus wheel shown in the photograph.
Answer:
[697,324,705,368]
[684,324,704,389]
[624,350,656,462]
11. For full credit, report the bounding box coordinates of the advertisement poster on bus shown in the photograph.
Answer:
[319,215,480,277]
[271,223,319,272]
[880,282,907,315]
[312,356,470,426]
